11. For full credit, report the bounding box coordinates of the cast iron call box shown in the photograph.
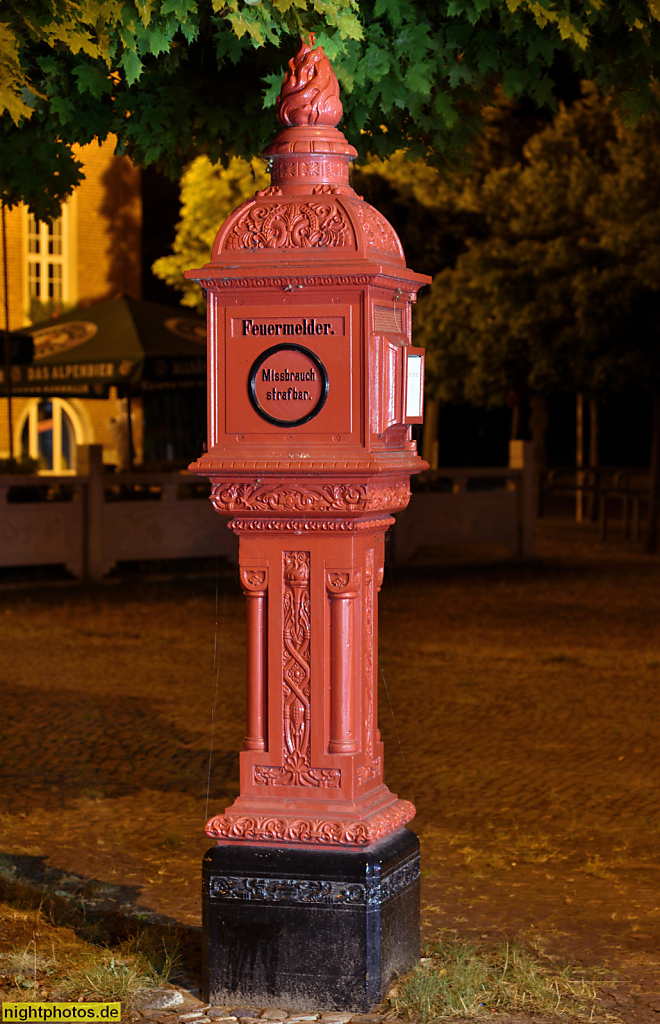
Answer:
[186,33,431,1013]
[214,297,425,448]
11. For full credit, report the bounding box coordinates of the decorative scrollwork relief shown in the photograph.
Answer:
[205,799,415,846]
[199,274,372,290]
[209,875,366,904]
[358,547,381,785]
[255,761,340,788]
[211,480,410,515]
[353,202,404,259]
[224,201,354,251]
[253,551,340,789]
[357,759,381,784]
[207,857,420,904]
[230,516,396,534]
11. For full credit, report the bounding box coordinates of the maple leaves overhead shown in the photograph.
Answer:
[3,0,660,217]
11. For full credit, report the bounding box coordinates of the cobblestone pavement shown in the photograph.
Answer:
[133,991,578,1024]
[1,519,660,1021]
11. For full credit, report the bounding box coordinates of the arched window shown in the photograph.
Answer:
[17,398,84,474]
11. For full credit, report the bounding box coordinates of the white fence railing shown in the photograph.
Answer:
[0,441,534,581]
[391,441,535,563]
[0,446,237,581]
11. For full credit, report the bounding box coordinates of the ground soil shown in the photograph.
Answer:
[1,519,660,1021]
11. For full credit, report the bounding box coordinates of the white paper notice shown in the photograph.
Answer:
[405,353,423,419]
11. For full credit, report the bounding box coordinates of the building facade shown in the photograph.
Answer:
[0,137,143,471]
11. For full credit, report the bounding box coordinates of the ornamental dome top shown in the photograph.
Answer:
[209,36,406,266]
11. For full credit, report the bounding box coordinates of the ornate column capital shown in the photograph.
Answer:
[325,569,361,597]
[240,567,269,593]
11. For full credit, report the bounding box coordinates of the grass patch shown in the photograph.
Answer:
[391,938,600,1020]
[582,854,615,880]
[0,902,179,1014]
[52,933,177,1011]
[155,833,184,851]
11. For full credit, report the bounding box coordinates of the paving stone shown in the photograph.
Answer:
[349,1015,384,1023]
[230,1011,261,1019]
[259,1010,288,1020]
[318,1015,354,1023]
[140,991,186,1012]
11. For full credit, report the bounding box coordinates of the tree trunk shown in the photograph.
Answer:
[2,207,14,461]
[422,398,440,469]
[588,399,599,522]
[510,402,521,441]
[644,390,660,555]
[530,394,548,513]
[576,393,585,522]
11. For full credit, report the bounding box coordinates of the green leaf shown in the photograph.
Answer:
[49,95,76,123]
[373,0,404,27]
[372,74,406,113]
[362,42,390,81]
[433,89,459,127]
[336,10,363,39]
[144,23,173,55]
[405,59,435,95]
[72,62,112,99]
[119,47,143,83]
[262,70,283,106]
[160,0,197,17]
[448,60,472,88]
[502,65,527,96]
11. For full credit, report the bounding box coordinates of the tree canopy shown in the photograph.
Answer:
[416,84,660,407]
[152,153,270,309]
[412,83,660,549]
[4,1,660,218]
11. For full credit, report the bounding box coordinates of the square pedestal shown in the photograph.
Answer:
[202,828,420,1011]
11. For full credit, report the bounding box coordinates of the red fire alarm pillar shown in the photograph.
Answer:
[186,35,430,1011]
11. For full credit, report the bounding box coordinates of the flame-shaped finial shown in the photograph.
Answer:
[276,35,343,128]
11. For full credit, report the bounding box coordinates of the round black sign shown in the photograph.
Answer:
[248,343,329,427]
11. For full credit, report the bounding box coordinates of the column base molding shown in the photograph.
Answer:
[205,797,415,847]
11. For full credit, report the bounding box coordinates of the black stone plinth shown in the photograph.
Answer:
[202,828,420,1011]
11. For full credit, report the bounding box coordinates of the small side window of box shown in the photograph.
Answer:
[404,349,424,423]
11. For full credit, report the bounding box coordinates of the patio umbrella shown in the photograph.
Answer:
[0,295,207,399]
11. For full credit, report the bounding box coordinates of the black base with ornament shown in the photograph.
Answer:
[201,828,420,1012]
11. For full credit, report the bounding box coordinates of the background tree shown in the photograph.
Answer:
[151,154,270,311]
[416,84,660,550]
[4,1,660,217]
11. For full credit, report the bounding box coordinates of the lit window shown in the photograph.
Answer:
[26,212,67,305]
[18,398,82,474]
